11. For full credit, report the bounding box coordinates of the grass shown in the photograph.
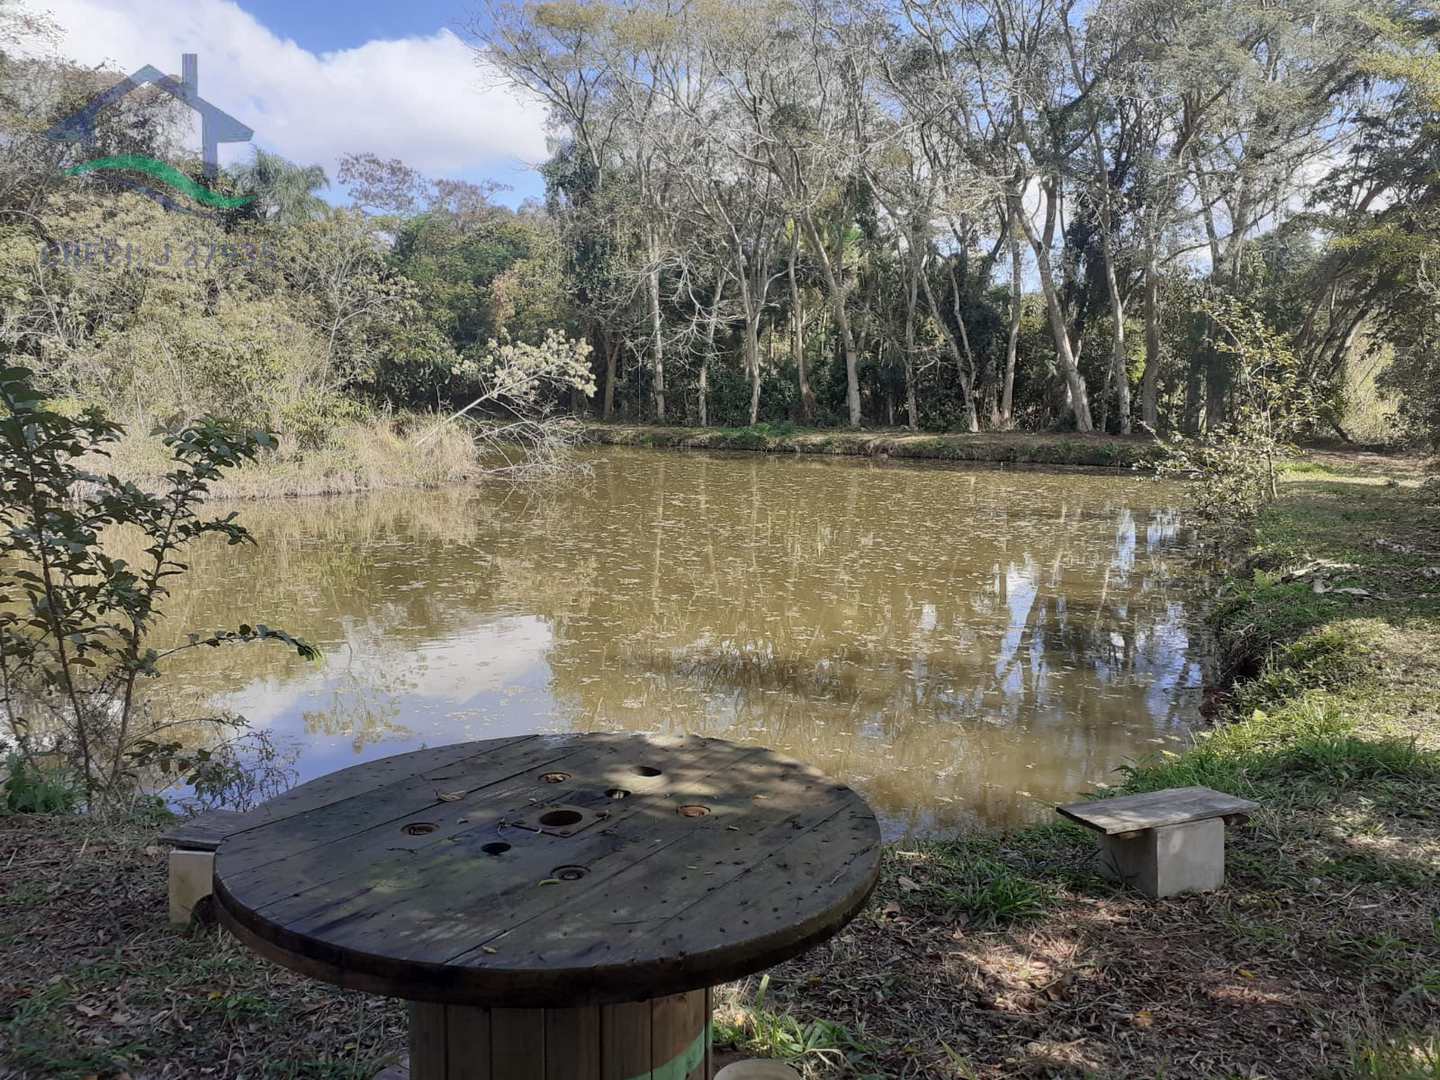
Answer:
[713,975,877,1075]
[1347,1033,1440,1079]
[585,421,1161,470]
[881,836,1061,927]
[105,414,486,500]
[4,450,1438,1078]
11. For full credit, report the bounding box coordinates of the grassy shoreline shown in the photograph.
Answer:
[4,459,1438,1078]
[585,422,1160,471]
[713,460,1439,1078]
[102,419,1162,505]
[103,416,487,501]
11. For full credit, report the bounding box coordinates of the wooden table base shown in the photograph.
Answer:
[407,988,710,1080]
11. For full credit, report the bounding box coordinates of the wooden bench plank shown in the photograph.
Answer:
[158,809,248,851]
[1056,786,1258,835]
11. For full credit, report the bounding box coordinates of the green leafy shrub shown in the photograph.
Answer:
[1157,297,1321,542]
[0,366,317,805]
[1,749,78,814]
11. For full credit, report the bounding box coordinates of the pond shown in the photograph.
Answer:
[156,447,1204,838]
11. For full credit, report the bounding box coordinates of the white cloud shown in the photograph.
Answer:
[26,0,550,191]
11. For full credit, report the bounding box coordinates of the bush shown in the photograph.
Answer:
[1156,297,1320,542]
[1,749,78,814]
[0,366,317,805]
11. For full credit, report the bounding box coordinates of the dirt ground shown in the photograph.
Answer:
[3,789,1437,1079]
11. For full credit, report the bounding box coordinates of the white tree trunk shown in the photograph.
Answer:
[647,227,666,422]
[1015,196,1093,431]
[1002,225,1022,427]
[801,210,861,427]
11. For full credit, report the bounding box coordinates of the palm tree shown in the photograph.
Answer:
[228,148,330,225]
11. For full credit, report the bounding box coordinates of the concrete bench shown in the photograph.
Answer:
[1056,785,1258,898]
[159,809,248,925]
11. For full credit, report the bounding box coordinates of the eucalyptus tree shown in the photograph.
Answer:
[1303,4,1440,445]
[695,0,873,426]
[1059,0,1152,434]
[1168,0,1377,427]
[661,69,788,425]
[865,133,984,431]
[1115,0,1229,430]
[785,224,818,420]
[470,0,1415,436]
[876,1,1011,429]
[693,262,731,426]
[608,0,776,426]
[478,0,678,420]
[894,0,1096,430]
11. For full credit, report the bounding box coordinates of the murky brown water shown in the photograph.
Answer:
[156,448,1203,837]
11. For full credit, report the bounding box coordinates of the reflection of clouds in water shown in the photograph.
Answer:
[403,616,552,703]
[216,615,552,744]
[158,451,1202,838]
[1142,603,1204,723]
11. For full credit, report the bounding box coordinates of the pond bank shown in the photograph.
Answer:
[586,422,1159,471]
[713,458,1440,1077]
[104,416,485,501]
[3,459,1438,1078]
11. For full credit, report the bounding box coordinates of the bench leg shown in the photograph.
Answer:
[407,988,709,1080]
[169,849,215,925]
[1098,818,1225,898]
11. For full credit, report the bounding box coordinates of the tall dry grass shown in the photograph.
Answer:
[105,415,483,500]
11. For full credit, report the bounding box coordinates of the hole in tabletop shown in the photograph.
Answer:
[481,842,511,856]
[605,788,630,800]
[403,822,437,836]
[553,865,589,881]
[541,772,571,784]
[633,765,663,777]
[677,805,710,818]
[539,809,584,828]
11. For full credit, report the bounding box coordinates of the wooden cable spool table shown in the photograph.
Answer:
[212,733,882,1079]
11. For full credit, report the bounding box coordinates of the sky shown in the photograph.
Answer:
[25,0,552,205]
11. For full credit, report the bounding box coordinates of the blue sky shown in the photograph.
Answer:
[234,1,471,57]
[31,0,550,206]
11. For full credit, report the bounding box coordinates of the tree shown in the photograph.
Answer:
[283,209,419,392]
[228,148,330,226]
[1157,296,1320,541]
[338,151,427,216]
[467,0,1424,441]
[477,0,675,421]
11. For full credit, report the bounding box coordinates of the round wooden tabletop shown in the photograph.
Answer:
[213,733,882,1007]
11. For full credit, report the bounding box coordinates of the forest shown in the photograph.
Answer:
[476,0,1440,441]
[2,0,1440,455]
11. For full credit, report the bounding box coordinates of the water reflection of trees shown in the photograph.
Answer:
[529,454,1201,830]
[145,451,1202,833]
